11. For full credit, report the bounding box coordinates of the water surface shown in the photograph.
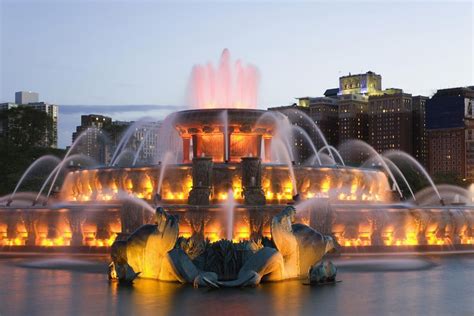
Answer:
[0,253,473,315]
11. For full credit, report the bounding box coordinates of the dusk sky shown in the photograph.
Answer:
[1,0,473,148]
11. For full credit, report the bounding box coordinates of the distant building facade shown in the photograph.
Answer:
[368,90,414,154]
[72,114,113,164]
[15,91,39,104]
[267,71,430,167]
[426,86,474,180]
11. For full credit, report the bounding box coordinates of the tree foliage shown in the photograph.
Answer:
[0,107,65,195]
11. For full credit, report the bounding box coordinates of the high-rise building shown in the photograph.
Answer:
[15,91,39,104]
[298,97,339,147]
[72,114,113,164]
[268,104,312,163]
[338,94,369,143]
[368,90,414,154]
[426,86,474,180]
[412,96,429,167]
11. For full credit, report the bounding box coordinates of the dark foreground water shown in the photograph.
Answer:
[0,253,473,316]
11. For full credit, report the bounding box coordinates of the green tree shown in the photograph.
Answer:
[0,107,65,195]
[0,107,54,148]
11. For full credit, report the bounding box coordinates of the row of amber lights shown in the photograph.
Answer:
[0,232,117,247]
[2,229,474,247]
[68,177,383,203]
[336,232,474,247]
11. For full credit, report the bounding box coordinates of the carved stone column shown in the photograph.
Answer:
[411,209,430,245]
[367,210,387,246]
[188,157,213,205]
[182,137,191,163]
[241,157,265,205]
[66,211,86,246]
[6,212,20,242]
[46,212,60,240]
[22,211,40,246]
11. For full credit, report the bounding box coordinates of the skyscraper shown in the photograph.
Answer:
[15,91,39,104]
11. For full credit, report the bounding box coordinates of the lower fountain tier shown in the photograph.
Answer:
[1,203,473,248]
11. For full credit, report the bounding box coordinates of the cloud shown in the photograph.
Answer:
[59,104,184,114]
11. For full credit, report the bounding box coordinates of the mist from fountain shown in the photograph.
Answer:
[383,150,442,204]
[415,184,470,206]
[109,117,155,166]
[154,112,181,163]
[271,138,297,195]
[114,149,136,167]
[157,151,175,197]
[280,108,335,162]
[43,128,106,204]
[338,140,404,199]
[35,154,98,205]
[132,127,158,166]
[7,155,61,205]
[318,145,345,166]
[256,111,295,162]
[291,125,322,165]
[362,156,416,201]
[188,49,259,109]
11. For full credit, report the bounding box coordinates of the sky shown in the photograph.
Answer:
[1,0,473,148]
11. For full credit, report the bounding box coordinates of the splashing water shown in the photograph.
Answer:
[188,49,259,109]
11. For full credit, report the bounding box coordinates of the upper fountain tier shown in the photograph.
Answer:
[174,108,276,163]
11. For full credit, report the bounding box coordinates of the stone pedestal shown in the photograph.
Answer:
[241,157,265,206]
[188,157,213,206]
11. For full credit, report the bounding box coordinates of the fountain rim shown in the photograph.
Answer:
[68,162,386,173]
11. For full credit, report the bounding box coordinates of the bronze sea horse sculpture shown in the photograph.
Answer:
[108,206,337,287]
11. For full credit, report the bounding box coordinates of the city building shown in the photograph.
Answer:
[338,71,382,96]
[72,114,113,164]
[15,91,39,104]
[301,97,339,147]
[412,96,429,167]
[268,103,312,163]
[338,93,369,143]
[426,86,474,180]
[368,90,414,154]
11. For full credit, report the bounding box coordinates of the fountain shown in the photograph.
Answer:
[1,49,474,286]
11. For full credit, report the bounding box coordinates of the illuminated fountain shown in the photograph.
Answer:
[0,49,473,255]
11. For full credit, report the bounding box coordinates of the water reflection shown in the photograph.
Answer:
[0,254,473,315]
